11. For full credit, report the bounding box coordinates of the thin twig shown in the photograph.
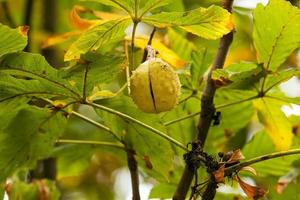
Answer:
[164,95,256,126]
[141,27,156,62]
[82,63,90,101]
[71,111,122,142]
[56,139,125,149]
[130,22,138,72]
[225,148,300,174]
[88,102,188,151]
[173,1,234,199]
[126,148,141,200]
[124,41,131,94]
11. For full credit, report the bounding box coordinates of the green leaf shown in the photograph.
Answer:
[253,97,294,151]
[253,0,300,71]
[190,48,213,88]
[264,68,300,92]
[142,5,232,40]
[149,183,176,199]
[61,53,124,96]
[64,18,131,61]
[0,106,67,182]
[94,95,174,181]
[168,28,197,60]
[139,0,171,17]
[82,0,135,15]
[0,52,81,100]
[242,131,299,176]
[9,179,60,200]
[212,62,265,89]
[0,74,75,104]
[206,89,256,152]
[0,23,27,57]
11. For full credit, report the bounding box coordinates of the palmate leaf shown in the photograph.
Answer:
[253,0,300,71]
[253,97,294,151]
[138,0,171,17]
[82,0,135,15]
[64,18,131,61]
[0,52,81,101]
[0,106,67,182]
[142,5,233,40]
[0,23,27,57]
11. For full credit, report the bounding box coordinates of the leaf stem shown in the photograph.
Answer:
[164,95,257,126]
[130,22,138,72]
[88,102,188,151]
[225,148,300,174]
[82,63,90,101]
[56,139,125,149]
[71,111,122,142]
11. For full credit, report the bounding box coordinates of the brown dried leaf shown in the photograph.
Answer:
[213,164,225,183]
[35,180,50,200]
[18,26,30,36]
[228,149,245,163]
[237,176,267,200]
[276,168,299,194]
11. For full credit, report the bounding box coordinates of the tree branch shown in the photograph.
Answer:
[225,148,300,174]
[173,1,234,199]
[56,139,125,149]
[71,111,122,142]
[126,148,141,200]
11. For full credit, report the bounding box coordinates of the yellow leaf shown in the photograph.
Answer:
[70,6,100,30]
[93,11,125,21]
[87,90,117,102]
[126,35,186,69]
[42,31,82,49]
[253,98,293,151]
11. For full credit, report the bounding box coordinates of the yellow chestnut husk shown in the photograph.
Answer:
[130,58,181,113]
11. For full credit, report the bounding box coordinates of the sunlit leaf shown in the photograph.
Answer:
[126,35,186,69]
[64,18,130,61]
[83,0,135,16]
[253,98,293,151]
[253,0,300,71]
[69,6,99,30]
[0,23,27,57]
[212,62,264,89]
[242,131,299,177]
[139,0,171,17]
[142,5,233,40]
